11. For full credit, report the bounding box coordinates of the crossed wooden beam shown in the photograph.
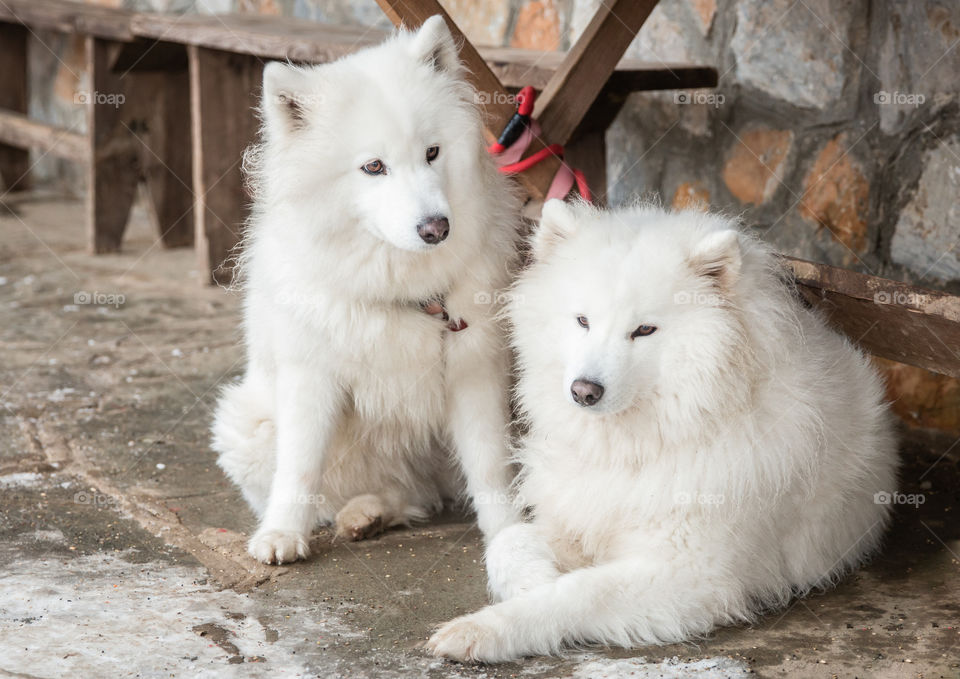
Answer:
[376,0,658,204]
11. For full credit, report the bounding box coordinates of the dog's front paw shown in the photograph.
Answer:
[335,494,387,541]
[248,529,309,564]
[427,611,510,663]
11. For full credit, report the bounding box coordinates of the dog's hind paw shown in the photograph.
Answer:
[335,494,388,541]
[248,529,310,564]
[427,612,508,663]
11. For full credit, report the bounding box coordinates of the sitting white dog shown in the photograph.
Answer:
[427,200,898,662]
[212,17,519,564]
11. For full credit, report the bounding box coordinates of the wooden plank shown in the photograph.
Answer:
[786,257,960,379]
[138,70,194,248]
[0,110,88,162]
[189,46,262,285]
[131,12,383,62]
[1,0,715,91]
[534,0,659,146]
[0,0,133,40]
[374,0,559,200]
[129,14,716,92]
[110,38,188,72]
[482,46,717,92]
[86,37,140,254]
[565,130,606,205]
[0,23,31,191]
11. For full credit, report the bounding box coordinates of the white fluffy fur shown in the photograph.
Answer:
[211,17,520,564]
[427,201,899,662]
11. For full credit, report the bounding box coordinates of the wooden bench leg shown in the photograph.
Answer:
[86,37,139,253]
[188,46,262,285]
[0,23,30,192]
[139,70,193,248]
[566,130,607,205]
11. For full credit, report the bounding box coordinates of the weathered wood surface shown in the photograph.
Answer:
[0,23,31,191]
[1,0,717,92]
[0,110,88,162]
[534,0,660,146]
[787,257,960,379]
[484,48,717,92]
[189,46,262,285]
[0,0,133,40]
[85,37,140,254]
[138,69,194,248]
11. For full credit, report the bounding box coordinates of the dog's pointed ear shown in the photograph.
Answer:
[262,62,314,135]
[690,229,742,286]
[409,15,460,74]
[533,199,579,260]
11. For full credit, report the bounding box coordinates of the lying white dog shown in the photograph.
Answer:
[428,200,898,661]
[212,17,519,564]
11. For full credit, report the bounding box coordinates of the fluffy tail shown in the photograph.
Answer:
[211,379,276,517]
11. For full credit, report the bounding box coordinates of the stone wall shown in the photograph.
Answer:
[17,0,960,431]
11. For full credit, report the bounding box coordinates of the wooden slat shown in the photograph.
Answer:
[374,0,559,200]
[0,110,87,162]
[1,0,716,94]
[189,46,263,285]
[534,0,659,146]
[111,38,188,72]
[131,12,382,62]
[86,37,140,253]
[786,257,960,379]
[481,46,716,92]
[0,0,133,40]
[0,23,31,191]
[0,0,717,89]
[139,70,194,248]
[565,130,606,204]
[605,64,717,93]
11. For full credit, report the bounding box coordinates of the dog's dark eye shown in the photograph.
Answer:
[631,325,657,339]
[577,315,589,329]
[362,159,386,175]
[426,145,440,163]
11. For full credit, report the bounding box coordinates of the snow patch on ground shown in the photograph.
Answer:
[0,551,361,678]
[570,655,751,678]
[0,472,46,488]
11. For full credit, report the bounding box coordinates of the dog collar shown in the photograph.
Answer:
[421,300,469,332]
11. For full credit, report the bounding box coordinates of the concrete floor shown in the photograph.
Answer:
[0,192,958,679]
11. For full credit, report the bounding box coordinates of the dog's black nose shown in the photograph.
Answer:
[417,216,449,244]
[571,379,604,407]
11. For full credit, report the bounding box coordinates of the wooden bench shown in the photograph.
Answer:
[0,0,716,282]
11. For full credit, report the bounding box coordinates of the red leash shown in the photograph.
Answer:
[486,86,592,202]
